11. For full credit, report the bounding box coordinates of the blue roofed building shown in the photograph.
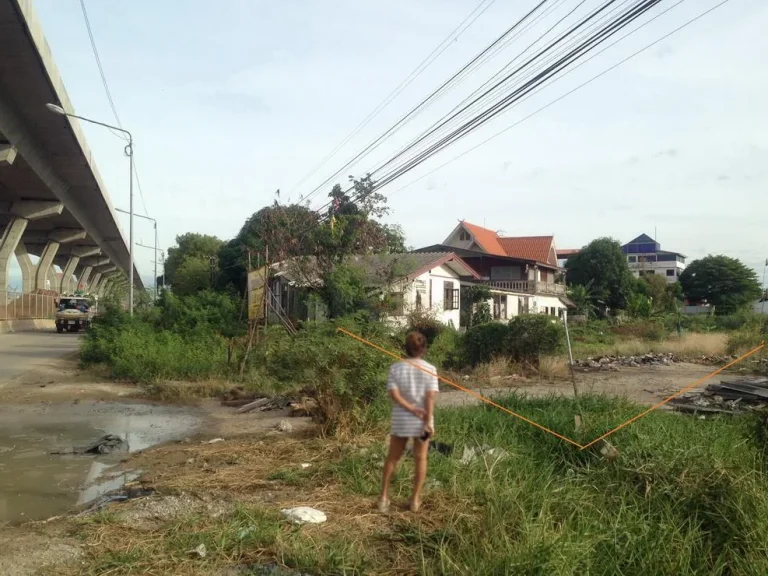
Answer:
[622,234,686,283]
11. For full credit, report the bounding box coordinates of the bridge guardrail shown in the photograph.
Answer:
[0,291,58,321]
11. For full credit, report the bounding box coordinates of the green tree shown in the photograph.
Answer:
[172,256,212,296]
[318,264,368,318]
[567,283,597,319]
[564,238,635,311]
[217,203,320,293]
[679,255,762,315]
[166,233,223,287]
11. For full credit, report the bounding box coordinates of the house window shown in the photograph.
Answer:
[490,266,521,280]
[666,269,675,277]
[389,292,404,316]
[415,291,424,312]
[628,256,637,263]
[459,230,471,242]
[493,294,507,320]
[443,281,459,311]
[518,296,529,315]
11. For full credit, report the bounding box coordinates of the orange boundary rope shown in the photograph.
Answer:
[579,342,765,450]
[337,327,765,451]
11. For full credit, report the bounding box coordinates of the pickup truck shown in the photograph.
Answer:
[55,295,97,333]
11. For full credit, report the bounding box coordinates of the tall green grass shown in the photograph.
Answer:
[335,394,768,575]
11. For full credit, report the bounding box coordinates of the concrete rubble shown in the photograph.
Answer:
[281,506,327,525]
[668,376,768,415]
[575,353,678,371]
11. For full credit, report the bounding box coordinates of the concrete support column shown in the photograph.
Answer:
[35,241,60,292]
[59,256,80,294]
[98,278,111,297]
[77,266,93,292]
[90,272,103,294]
[14,242,34,293]
[0,217,28,291]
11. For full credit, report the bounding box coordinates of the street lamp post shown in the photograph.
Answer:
[118,209,157,299]
[45,103,136,316]
[136,242,163,299]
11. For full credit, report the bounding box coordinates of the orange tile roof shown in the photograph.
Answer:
[556,248,581,257]
[461,221,506,256]
[460,221,557,267]
[498,236,556,266]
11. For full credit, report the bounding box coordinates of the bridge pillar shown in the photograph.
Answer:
[77,265,93,292]
[89,273,103,294]
[59,256,80,294]
[35,241,60,291]
[0,217,27,291]
[13,242,34,293]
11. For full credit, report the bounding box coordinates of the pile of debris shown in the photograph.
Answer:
[668,376,768,415]
[221,387,317,417]
[576,353,678,371]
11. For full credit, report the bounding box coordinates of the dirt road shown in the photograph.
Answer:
[0,330,80,384]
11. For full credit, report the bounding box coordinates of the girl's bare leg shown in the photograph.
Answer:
[379,436,407,511]
[410,438,429,511]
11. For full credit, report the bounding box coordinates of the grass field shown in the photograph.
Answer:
[62,393,768,575]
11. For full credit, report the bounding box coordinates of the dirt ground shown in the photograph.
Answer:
[0,356,734,575]
[437,362,719,408]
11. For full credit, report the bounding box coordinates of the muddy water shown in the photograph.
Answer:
[0,401,202,525]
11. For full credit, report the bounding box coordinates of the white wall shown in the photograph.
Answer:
[628,257,685,284]
[486,290,567,322]
[392,264,461,328]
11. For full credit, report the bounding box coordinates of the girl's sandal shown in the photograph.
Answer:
[408,499,421,513]
[377,499,390,514]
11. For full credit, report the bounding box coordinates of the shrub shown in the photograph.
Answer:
[426,327,464,369]
[463,322,510,366]
[507,314,563,365]
[405,309,444,344]
[727,329,766,355]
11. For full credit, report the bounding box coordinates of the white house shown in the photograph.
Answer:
[266,252,480,328]
[416,220,572,324]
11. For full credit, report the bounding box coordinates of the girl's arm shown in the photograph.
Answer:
[424,390,436,433]
[388,388,427,419]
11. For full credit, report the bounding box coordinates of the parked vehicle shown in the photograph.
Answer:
[55,294,97,333]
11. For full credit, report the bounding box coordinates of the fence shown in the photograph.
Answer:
[0,290,58,321]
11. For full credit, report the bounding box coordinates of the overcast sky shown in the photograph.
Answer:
[7,0,767,288]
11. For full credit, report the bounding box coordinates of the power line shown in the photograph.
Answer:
[298,0,552,205]
[308,0,624,215]
[78,0,149,217]
[386,0,728,199]
[291,0,499,202]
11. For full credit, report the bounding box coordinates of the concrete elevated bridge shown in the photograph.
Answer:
[0,0,141,319]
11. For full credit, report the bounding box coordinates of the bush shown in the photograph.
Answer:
[462,315,565,367]
[507,314,563,364]
[405,309,444,344]
[249,317,395,435]
[727,329,766,355]
[426,327,464,369]
[463,322,510,366]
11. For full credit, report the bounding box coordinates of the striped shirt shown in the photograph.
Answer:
[387,358,439,438]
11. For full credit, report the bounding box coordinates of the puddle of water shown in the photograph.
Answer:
[0,401,201,525]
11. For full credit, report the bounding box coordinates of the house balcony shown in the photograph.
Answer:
[486,280,567,296]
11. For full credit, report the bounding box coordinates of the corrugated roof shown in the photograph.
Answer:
[272,252,480,287]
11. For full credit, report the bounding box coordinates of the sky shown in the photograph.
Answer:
[6,0,768,289]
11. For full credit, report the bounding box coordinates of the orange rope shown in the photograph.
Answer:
[337,327,585,448]
[579,342,765,450]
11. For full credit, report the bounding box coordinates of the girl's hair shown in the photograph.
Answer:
[405,331,427,358]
